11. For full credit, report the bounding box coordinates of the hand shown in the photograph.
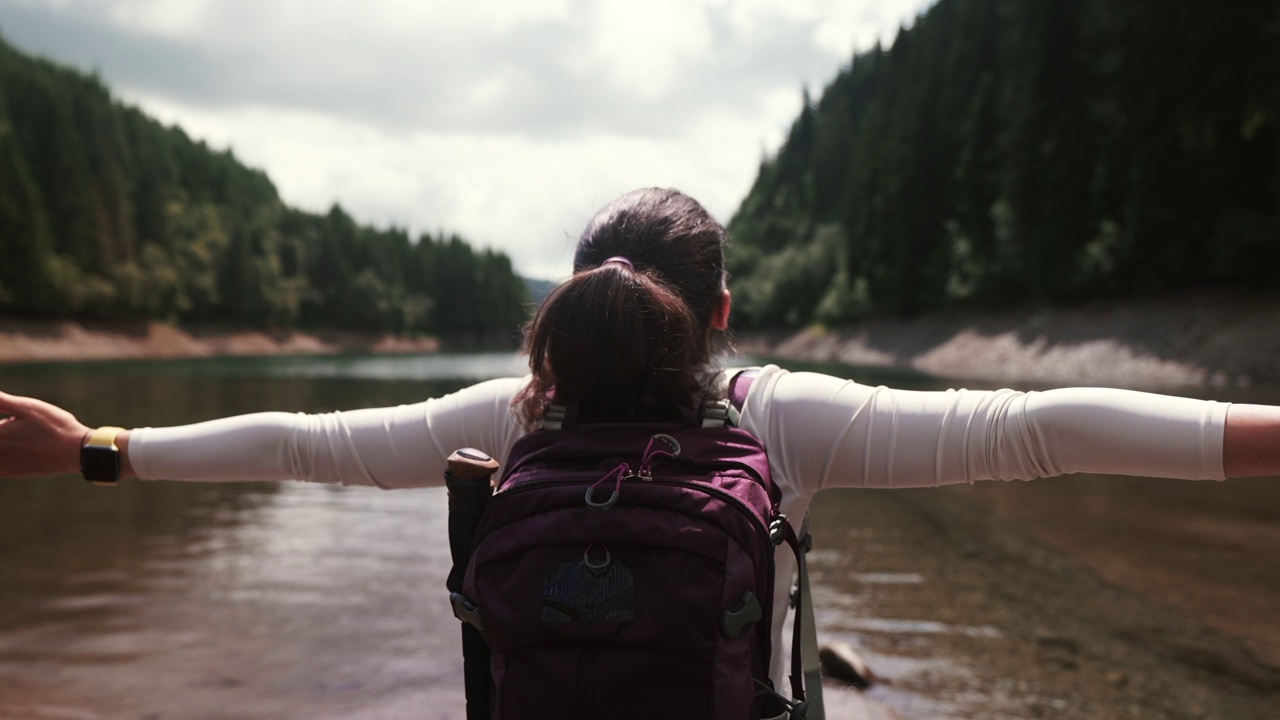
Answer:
[0,391,91,477]
[1224,404,1280,478]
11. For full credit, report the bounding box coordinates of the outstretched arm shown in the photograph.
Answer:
[0,391,137,478]
[1,379,526,487]
[5,379,1280,485]
[1223,404,1280,477]
[743,367,1280,495]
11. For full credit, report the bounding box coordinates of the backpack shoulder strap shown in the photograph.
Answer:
[729,368,758,412]
[723,367,824,718]
[701,368,759,428]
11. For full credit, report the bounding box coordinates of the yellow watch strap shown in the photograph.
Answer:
[85,426,126,450]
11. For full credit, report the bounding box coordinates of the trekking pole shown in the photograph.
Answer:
[445,448,499,720]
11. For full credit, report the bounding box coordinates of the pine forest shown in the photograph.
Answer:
[728,0,1280,328]
[0,37,529,338]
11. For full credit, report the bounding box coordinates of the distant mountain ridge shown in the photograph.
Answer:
[0,36,528,337]
[728,0,1280,329]
[522,276,556,306]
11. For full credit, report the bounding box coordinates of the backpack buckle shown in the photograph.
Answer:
[540,404,567,430]
[450,592,485,631]
[700,399,740,428]
[721,590,763,637]
[768,514,788,546]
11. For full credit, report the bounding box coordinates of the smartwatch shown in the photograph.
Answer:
[81,426,126,486]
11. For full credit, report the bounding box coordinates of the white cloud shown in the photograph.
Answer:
[583,1,714,100]
[2,0,934,279]
[95,0,211,37]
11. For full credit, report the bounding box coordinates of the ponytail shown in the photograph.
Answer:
[515,262,708,425]
[515,187,728,426]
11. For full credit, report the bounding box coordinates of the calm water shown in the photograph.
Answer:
[1,353,1276,720]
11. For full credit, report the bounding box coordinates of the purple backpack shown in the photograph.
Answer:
[448,373,816,719]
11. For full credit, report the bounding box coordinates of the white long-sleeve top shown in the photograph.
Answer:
[130,364,1229,491]
[128,364,1230,684]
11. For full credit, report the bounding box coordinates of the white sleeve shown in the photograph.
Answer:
[738,366,1229,497]
[128,377,529,488]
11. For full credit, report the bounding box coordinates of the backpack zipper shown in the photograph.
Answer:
[491,472,774,549]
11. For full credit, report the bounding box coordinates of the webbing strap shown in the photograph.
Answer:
[797,513,824,719]
[445,472,495,720]
[699,368,757,428]
[736,368,825,719]
[729,368,758,413]
[785,513,825,720]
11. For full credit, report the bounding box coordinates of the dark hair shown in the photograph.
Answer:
[514,188,728,425]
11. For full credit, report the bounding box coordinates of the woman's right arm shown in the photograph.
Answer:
[0,390,98,478]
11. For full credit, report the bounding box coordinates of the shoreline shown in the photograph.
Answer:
[0,318,442,364]
[5,290,1280,388]
[736,290,1280,389]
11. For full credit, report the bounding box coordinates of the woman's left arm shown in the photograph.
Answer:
[748,369,1244,494]
[1223,404,1280,477]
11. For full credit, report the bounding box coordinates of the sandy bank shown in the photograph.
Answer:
[737,291,1280,388]
[0,319,440,363]
[6,291,1280,387]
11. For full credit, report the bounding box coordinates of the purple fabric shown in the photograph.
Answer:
[462,421,781,719]
[729,369,757,412]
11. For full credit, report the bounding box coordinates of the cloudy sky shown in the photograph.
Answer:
[2,0,932,280]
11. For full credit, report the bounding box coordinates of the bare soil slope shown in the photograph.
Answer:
[0,319,439,363]
[738,291,1280,388]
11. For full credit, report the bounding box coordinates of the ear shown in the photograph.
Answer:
[711,289,731,331]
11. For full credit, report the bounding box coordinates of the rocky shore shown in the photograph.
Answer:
[6,292,1278,387]
[736,291,1280,389]
[729,291,1280,718]
[0,318,440,364]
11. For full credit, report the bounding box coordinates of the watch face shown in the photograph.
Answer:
[81,445,121,485]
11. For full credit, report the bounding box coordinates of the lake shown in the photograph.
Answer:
[0,353,1276,719]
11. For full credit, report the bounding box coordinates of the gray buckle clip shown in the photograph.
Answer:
[768,514,788,546]
[721,590,762,637]
[449,592,485,631]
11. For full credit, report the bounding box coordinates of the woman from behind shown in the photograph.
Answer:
[2,186,1280,717]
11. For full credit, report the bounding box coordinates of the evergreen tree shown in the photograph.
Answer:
[729,0,1280,329]
[0,35,528,337]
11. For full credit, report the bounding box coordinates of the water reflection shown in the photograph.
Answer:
[1,357,477,719]
[1,354,1277,719]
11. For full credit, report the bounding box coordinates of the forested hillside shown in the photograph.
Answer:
[729,0,1280,327]
[0,37,528,336]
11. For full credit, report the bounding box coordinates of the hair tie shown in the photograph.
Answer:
[602,256,634,271]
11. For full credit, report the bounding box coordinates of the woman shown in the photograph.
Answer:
[1,187,1279,704]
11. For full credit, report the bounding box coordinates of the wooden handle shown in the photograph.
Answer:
[447,448,499,481]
